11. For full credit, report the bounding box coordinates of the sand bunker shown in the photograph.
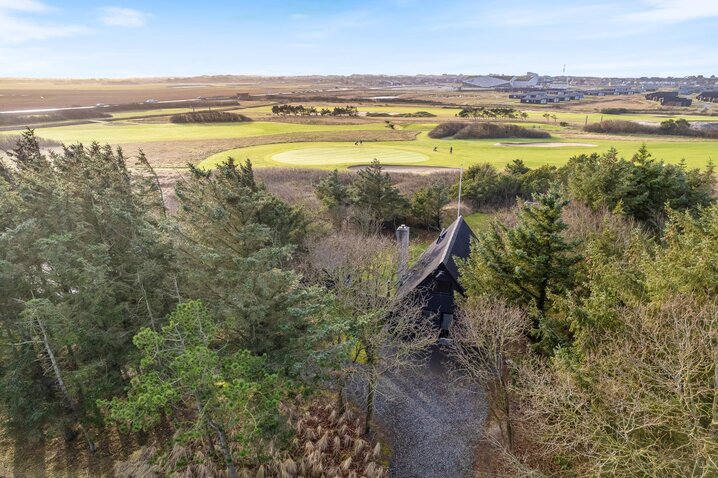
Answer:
[347,165,458,174]
[495,141,597,148]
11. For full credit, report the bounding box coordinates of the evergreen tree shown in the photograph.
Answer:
[411,182,450,230]
[315,169,349,229]
[460,189,581,353]
[174,158,319,363]
[0,131,175,446]
[564,146,715,231]
[349,159,407,230]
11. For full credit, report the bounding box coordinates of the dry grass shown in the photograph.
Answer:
[0,415,166,478]
[0,134,62,150]
[112,397,388,478]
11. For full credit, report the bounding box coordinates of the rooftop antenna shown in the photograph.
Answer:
[457,157,463,219]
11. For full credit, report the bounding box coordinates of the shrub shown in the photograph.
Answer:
[429,122,551,139]
[562,146,716,230]
[584,120,656,135]
[460,160,559,209]
[600,107,630,114]
[585,119,718,138]
[170,111,250,123]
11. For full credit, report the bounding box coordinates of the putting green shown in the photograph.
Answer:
[272,146,428,166]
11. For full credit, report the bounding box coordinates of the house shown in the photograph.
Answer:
[698,91,718,103]
[645,91,678,101]
[662,97,693,107]
[396,216,476,338]
[645,91,692,106]
[520,95,548,104]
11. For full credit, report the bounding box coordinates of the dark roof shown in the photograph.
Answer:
[396,216,476,298]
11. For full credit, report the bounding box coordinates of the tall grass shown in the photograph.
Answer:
[0,134,62,150]
[428,122,551,139]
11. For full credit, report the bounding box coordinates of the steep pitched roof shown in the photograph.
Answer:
[396,216,476,298]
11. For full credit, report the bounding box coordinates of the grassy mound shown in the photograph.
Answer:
[367,111,437,118]
[585,119,718,138]
[170,111,250,123]
[428,122,550,139]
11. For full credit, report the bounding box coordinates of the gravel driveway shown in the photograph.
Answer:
[349,352,486,478]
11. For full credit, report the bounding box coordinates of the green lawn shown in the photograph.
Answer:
[272,146,428,166]
[464,211,492,232]
[201,132,718,170]
[6,121,391,144]
[520,109,718,126]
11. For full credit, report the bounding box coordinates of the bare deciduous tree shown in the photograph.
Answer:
[511,295,718,477]
[304,232,435,434]
[452,297,528,452]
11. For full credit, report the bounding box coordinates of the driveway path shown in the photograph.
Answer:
[351,357,486,478]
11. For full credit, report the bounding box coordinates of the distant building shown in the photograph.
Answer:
[663,97,693,107]
[697,91,718,103]
[645,91,678,101]
[645,91,692,106]
[463,72,539,89]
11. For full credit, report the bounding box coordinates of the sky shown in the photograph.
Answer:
[0,0,716,78]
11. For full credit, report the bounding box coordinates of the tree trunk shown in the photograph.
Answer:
[35,315,96,453]
[211,422,238,478]
[364,377,376,436]
[336,377,347,416]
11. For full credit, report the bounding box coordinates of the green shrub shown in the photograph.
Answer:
[170,111,250,123]
[429,122,551,139]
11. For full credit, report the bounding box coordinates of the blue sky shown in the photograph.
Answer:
[0,0,716,78]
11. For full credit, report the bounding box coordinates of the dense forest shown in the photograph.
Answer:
[1,130,717,477]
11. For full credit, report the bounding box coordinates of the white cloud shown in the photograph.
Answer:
[290,13,308,20]
[0,1,89,45]
[98,6,149,28]
[0,0,51,12]
[620,0,718,23]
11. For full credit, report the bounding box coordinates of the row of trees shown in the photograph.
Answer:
[458,106,528,121]
[271,104,359,117]
[0,131,429,476]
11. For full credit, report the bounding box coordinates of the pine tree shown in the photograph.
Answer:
[315,169,349,229]
[349,159,407,230]
[0,131,175,446]
[174,158,318,362]
[411,182,450,230]
[460,189,581,353]
[102,301,284,478]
